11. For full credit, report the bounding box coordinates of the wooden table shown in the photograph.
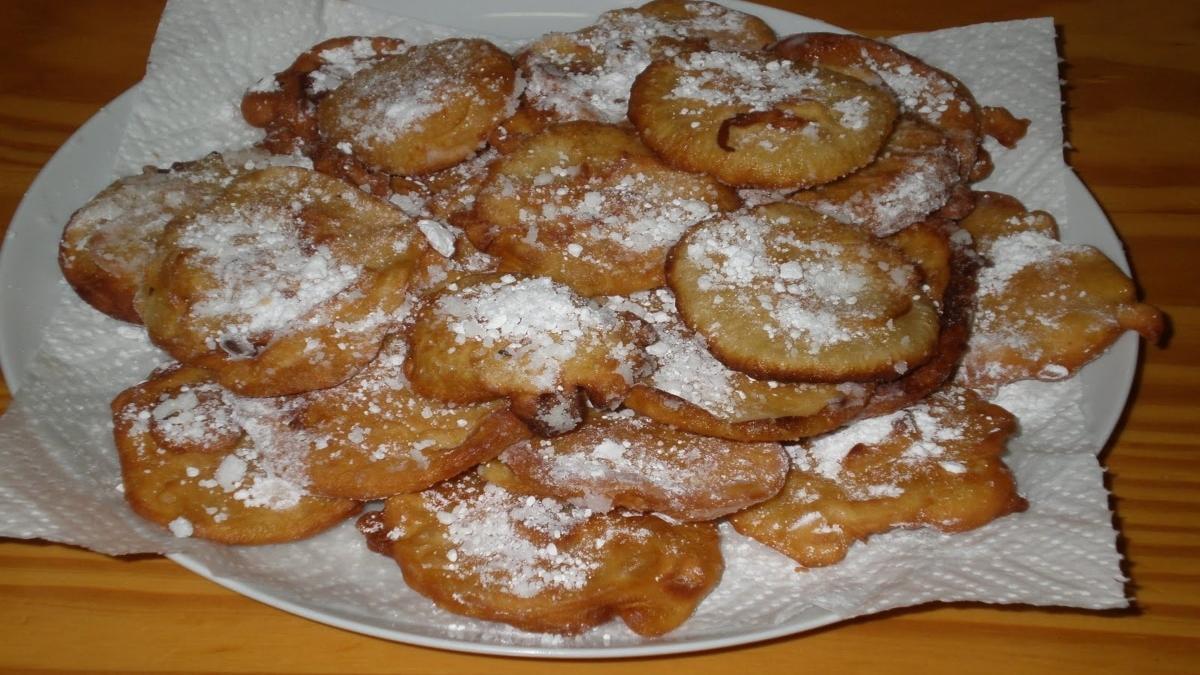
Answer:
[1,1,1196,672]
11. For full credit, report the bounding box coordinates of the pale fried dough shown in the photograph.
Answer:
[730,387,1026,567]
[318,38,518,176]
[630,51,898,188]
[611,289,873,442]
[482,409,787,521]
[111,366,360,544]
[405,273,655,435]
[472,122,740,296]
[368,472,723,636]
[667,202,940,382]
[957,193,1163,390]
[139,166,426,397]
[789,116,963,236]
[298,336,530,500]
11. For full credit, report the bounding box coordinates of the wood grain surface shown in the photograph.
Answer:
[1,1,1196,672]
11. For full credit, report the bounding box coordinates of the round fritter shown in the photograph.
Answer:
[773,32,1018,182]
[610,289,873,442]
[482,409,787,521]
[405,273,656,435]
[471,122,741,296]
[628,50,898,189]
[139,166,427,397]
[518,0,775,125]
[111,365,360,545]
[789,116,964,237]
[58,148,306,323]
[667,202,941,382]
[317,38,518,176]
[730,387,1027,567]
[956,194,1163,390]
[242,35,410,155]
[367,472,723,636]
[298,335,530,500]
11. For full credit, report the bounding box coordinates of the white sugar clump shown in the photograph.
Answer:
[436,276,630,389]
[424,483,601,598]
[179,202,362,348]
[669,52,825,112]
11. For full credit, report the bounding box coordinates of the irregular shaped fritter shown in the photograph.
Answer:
[298,335,531,500]
[956,194,1163,390]
[111,366,360,544]
[611,289,873,442]
[482,409,787,521]
[471,122,740,296]
[58,148,307,323]
[667,202,941,382]
[366,472,723,636]
[730,387,1027,567]
[774,32,1026,181]
[405,273,655,435]
[629,50,898,188]
[242,36,410,155]
[789,116,964,237]
[139,166,426,397]
[518,0,774,125]
[317,38,519,176]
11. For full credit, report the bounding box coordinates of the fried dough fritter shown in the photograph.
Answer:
[241,35,410,155]
[111,366,360,544]
[139,166,426,397]
[518,0,774,126]
[730,387,1026,567]
[611,289,873,442]
[789,116,964,237]
[318,38,518,176]
[405,273,655,435]
[471,121,740,296]
[667,202,941,383]
[956,192,1164,390]
[774,32,1021,182]
[629,50,898,189]
[298,335,530,500]
[367,472,723,636]
[58,148,306,323]
[482,409,787,521]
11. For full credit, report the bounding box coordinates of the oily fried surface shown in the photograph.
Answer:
[730,387,1026,567]
[58,148,300,323]
[241,36,409,155]
[667,202,940,382]
[629,51,898,189]
[789,116,964,237]
[774,32,988,181]
[297,335,530,500]
[139,166,426,397]
[317,38,517,176]
[482,409,787,521]
[472,122,740,296]
[610,289,873,442]
[518,0,774,125]
[111,366,360,544]
[404,273,655,435]
[957,195,1164,389]
[375,472,723,636]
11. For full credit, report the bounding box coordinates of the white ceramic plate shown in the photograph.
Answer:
[0,0,1138,659]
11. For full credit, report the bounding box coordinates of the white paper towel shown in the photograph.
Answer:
[0,1,1128,651]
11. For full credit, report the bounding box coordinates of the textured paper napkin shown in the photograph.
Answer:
[0,0,1126,651]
